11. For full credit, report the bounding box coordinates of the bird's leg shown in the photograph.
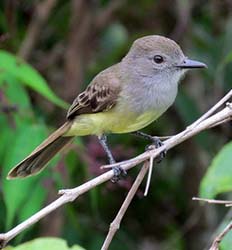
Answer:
[132,131,166,163]
[98,134,127,182]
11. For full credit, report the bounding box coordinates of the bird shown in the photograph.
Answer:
[7,35,206,180]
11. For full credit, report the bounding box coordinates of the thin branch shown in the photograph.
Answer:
[101,161,149,250]
[188,89,232,129]
[208,116,232,129]
[102,103,232,171]
[192,197,232,206]
[0,169,116,248]
[193,196,232,249]
[0,96,232,248]
[144,156,154,196]
[209,221,232,250]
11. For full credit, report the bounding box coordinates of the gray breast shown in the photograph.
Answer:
[120,77,178,116]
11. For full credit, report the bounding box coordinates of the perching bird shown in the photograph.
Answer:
[7,35,206,180]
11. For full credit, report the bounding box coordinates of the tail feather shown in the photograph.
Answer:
[7,122,73,179]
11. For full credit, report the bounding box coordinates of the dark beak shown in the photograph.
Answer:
[177,59,207,69]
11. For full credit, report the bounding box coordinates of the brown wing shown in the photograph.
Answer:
[67,66,121,119]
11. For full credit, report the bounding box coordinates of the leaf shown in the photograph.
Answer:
[3,75,31,109]
[4,237,85,250]
[2,76,35,128]
[0,50,68,109]
[200,141,232,198]
[2,123,48,229]
[19,182,47,222]
[0,115,12,161]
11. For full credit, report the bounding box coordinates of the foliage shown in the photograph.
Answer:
[200,141,232,199]
[4,237,85,250]
[0,51,68,109]
[0,1,232,250]
[0,51,65,231]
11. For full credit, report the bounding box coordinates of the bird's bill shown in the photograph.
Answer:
[177,59,207,69]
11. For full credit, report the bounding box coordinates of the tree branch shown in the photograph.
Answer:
[193,197,232,206]
[0,92,232,249]
[193,197,232,250]
[101,161,149,250]
[209,221,232,250]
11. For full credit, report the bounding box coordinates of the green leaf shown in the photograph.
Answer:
[2,123,48,229]
[3,75,31,109]
[0,115,12,161]
[2,76,35,127]
[200,141,232,198]
[0,50,68,109]
[4,237,85,250]
[19,182,47,222]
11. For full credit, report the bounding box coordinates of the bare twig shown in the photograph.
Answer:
[0,95,232,248]
[102,104,232,172]
[101,161,149,250]
[144,156,154,196]
[193,197,232,249]
[18,0,57,60]
[0,169,116,248]
[209,221,232,250]
[188,89,232,129]
[192,197,232,206]
[208,116,232,129]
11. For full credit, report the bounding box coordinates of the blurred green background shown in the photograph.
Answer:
[0,1,232,250]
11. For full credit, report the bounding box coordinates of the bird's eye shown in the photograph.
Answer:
[153,55,164,64]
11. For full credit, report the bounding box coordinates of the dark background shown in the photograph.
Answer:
[0,1,232,250]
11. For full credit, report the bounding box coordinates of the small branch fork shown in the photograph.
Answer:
[0,90,232,249]
[193,197,232,250]
[209,222,232,250]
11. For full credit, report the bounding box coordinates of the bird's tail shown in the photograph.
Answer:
[7,122,74,179]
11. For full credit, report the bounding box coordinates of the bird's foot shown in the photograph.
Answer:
[111,165,127,183]
[145,137,166,163]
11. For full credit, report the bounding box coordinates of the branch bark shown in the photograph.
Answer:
[193,197,232,250]
[0,92,232,249]
[209,221,232,250]
[101,161,149,250]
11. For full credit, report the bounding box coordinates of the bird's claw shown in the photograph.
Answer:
[111,166,127,183]
[145,137,166,163]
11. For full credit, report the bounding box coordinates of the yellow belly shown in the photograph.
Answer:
[64,109,161,136]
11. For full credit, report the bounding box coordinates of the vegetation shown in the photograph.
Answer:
[0,1,232,249]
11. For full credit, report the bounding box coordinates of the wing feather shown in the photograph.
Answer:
[67,66,121,119]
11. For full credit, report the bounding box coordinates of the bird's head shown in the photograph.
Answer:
[123,35,206,84]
